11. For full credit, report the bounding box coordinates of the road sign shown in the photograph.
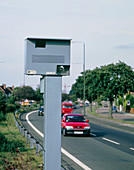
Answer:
[127,100,130,106]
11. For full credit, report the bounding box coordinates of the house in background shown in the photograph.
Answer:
[0,84,14,97]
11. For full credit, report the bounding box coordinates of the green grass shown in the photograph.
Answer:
[0,112,43,170]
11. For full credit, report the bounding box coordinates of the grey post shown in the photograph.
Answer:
[15,119,18,127]
[36,141,39,156]
[26,132,29,144]
[21,126,23,135]
[83,42,86,116]
[44,76,62,170]
[30,136,34,149]
[27,132,30,144]
[24,129,27,137]
[18,123,21,132]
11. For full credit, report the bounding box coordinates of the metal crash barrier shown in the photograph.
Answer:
[14,111,44,157]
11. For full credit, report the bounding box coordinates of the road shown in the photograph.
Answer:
[20,111,134,170]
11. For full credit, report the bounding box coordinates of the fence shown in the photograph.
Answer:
[14,110,65,170]
[14,111,44,157]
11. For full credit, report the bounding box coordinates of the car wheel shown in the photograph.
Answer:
[63,128,67,136]
[87,133,90,137]
[87,130,90,137]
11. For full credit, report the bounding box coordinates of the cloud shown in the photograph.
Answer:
[115,44,134,49]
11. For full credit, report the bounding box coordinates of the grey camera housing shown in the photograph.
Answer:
[24,38,71,76]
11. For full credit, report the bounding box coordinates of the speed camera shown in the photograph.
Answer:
[24,38,71,76]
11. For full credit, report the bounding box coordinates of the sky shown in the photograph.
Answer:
[0,0,134,93]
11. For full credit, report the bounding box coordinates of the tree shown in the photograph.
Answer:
[97,61,134,117]
[124,93,134,111]
[7,92,16,104]
[68,93,77,102]
[62,93,70,102]
[0,91,6,121]
[13,86,36,101]
[35,87,43,101]
[70,61,134,117]
[86,69,101,111]
[70,75,84,99]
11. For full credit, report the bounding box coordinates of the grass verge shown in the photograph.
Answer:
[86,108,134,125]
[0,112,43,170]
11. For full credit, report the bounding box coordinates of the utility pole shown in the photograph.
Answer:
[72,41,86,116]
[83,42,86,116]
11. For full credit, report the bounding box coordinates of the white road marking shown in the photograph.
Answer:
[120,123,134,128]
[90,133,96,137]
[61,148,92,170]
[26,111,43,137]
[26,111,92,170]
[102,138,120,145]
[130,148,134,151]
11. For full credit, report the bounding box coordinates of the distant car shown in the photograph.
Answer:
[73,104,77,109]
[80,103,83,107]
[112,106,117,112]
[61,103,73,116]
[61,113,91,136]
[38,106,44,116]
[104,103,108,107]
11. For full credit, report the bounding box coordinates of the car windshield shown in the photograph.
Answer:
[63,105,72,109]
[66,115,86,122]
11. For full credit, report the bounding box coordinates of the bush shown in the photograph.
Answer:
[15,103,21,109]
[6,104,16,113]
[0,111,6,121]
[32,103,38,107]
[0,132,7,145]
[0,132,24,152]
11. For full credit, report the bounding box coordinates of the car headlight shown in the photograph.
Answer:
[84,126,90,130]
[66,126,73,130]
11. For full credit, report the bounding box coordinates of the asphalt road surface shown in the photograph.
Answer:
[20,111,134,170]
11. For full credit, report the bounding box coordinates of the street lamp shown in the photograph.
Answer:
[72,41,86,116]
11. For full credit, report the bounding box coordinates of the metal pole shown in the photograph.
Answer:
[24,129,26,137]
[21,126,23,135]
[36,141,39,156]
[30,136,34,149]
[83,43,86,116]
[24,74,25,86]
[27,132,30,144]
[44,76,62,170]
[71,41,86,116]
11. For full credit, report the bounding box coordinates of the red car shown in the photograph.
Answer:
[61,103,73,116]
[61,113,91,136]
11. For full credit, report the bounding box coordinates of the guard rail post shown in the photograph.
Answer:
[30,136,34,149]
[36,141,39,156]
[18,123,21,132]
[27,132,30,144]
[21,126,24,135]
[24,129,27,137]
